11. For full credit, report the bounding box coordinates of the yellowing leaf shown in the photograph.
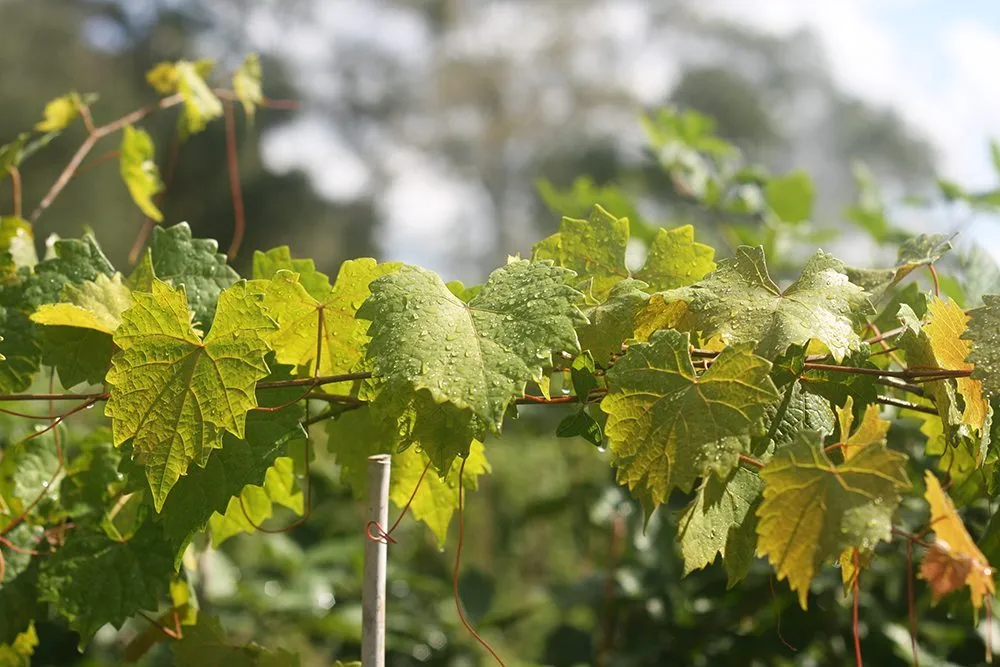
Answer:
[390,441,490,546]
[176,60,223,137]
[685,247,873,362]
[920,472,995,609]
[600,329,779,507]
[31,273,132,334]
[258,259,399,381]
[35,92,88,132]
[757,430,910,608]
[119,125,164,222]
[105,280,276,509]
[0,621,37,667]
[146,62,179,95]
[209,457,303,546]
[925,298,986,430]
[532,205,713,302]
[835,396,890,460]
[233,53,263,119]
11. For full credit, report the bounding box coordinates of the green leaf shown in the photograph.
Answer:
[38,520,174,645]
[252,246,332,301]
[964,295,1000,397]
[105,279,276,510]
[258,258,400,379]
[556,409,603,446]
[172,615,300,667]
[633,224,716,291]
[576,278,649,366]
[677,467,762,585]
[359,260,585,431]
[685,247,873,361]
[756,430,910,608]
[22,233,115,309]
[600,329,779,506]
[60,427,122,519]
[0,429,61,521]
[129,222,240,329]
[233,53,263,119]
[847,232,953,299]
[155,362,305,563]
[0,560,39,646]
[532,205,713,301]
[764,170,814,223]
[119,125,164,223]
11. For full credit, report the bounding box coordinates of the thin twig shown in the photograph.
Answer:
[738,454,764,469]
[223,100,246,259]
[874,377,925,397]
[30,93,184,222]
[876,395,938,415]
[6,165,21,218]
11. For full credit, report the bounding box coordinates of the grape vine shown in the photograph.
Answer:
[1,53,999,667]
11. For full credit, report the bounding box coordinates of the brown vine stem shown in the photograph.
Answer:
[6,165,21,218]
[875,395,937,415]
[738,454,764,469]
[222,99,246,259]
[29,93,185,222]
[802,362,970,381]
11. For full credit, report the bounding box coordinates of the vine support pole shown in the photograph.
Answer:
[362,454,391,667]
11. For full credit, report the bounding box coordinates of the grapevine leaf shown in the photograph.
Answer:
[846,232,953,298]
[764,169,814,223]
[532,205,628,300]
[129,223,240,329]
[633,225,715,291]
[154,363,304,562]
[835,396,891,460]
[0,621,36,666]
[600,329,779,506]
[21,234,115,309]
[677,467,762,585]
[209,456,303,546]
[172,615,300,667]
[556,409,603,446]
[327,403,488,541]
[359,260,585,430]
[684,247,873,361]
[105,280,276,510]
[119,125,164,223]
[576,278,649,365]
[0,217,36,270]
[60,427,122,519]
[756,430,910,608]
[258,258,400,379]
[30,273,132,387]
[38,520,174,645]
[532,205,713,301]
[175,60,223,138]
[0,430,60,520]
[379,390,485,472]
[31,272,132,334]
[252,246,332,301]
[921,298,986,430]
[964,294,1000,398]
[35,92,89,132]
[233,53,263,119]
[0,525,42,586]
[390,441,490,547]
[0,561,39,646]
[921,472,995,609]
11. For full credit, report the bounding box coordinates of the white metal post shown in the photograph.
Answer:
[362,454,391,667]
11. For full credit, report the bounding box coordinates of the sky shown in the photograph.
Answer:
[246,0,1000,273]
[698,0,1000,256]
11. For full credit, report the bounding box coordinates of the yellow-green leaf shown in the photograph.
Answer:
[757,430,910,608]
[119,125,164,222]
[233,53,263,119]
[35,92,87,132]
[601,329,779,507]
[31,273,132,335]
[105,280,276,509]
[176,60,223,137]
